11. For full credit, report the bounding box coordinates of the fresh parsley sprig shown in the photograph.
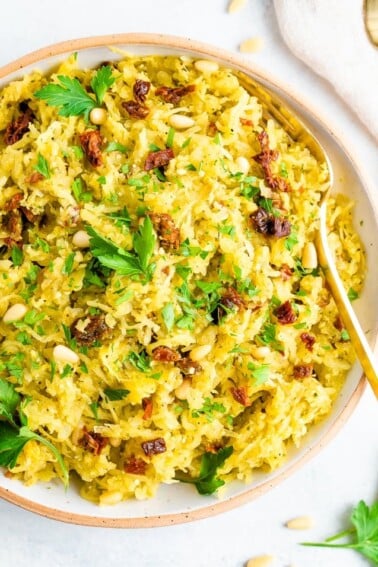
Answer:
[86,216,156,280]
[35,65,115,118]
[175,446,233,495]
[302,500,378,565]
[90,65,115,105]
[0,378,68,487]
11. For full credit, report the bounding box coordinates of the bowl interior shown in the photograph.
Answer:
[0,35,377,527]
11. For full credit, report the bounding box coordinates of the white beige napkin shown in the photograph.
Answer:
[274,0,378,141]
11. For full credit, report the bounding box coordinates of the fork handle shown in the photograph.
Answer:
[315,229,378,399]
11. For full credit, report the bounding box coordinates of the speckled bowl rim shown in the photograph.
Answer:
[0,33,375,528]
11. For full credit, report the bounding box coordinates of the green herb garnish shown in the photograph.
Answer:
[0,380,68,486]
[34,153,51,179]
[11,246,23,267]
[87,216,156,279]
[248,362,270,385]
[302,500,378,565]
[347,287,359,301]
[62,252,75,275]
[34,65,115,117]
[175,446,233,495]
[103,388,130,401]
[127,350,151,373]
[162,302,175,331]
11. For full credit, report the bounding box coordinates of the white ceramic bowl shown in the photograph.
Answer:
[0,33,377,527]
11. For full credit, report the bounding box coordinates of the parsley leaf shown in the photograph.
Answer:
[127,350,151,373]
[175,446,233,495]
[90,65,115,105]
[35,75,96,117]
[87,217,156,279]
[191,397,226,422]
[11,246,23,267]
[103,388,130,401]
[86,226,143,277]
[302,500,378,564]
[105,141,129,153]
[257,321,284,352]
[72,178,92,203]
[347,287,359,301]
[62,252,75,275]
[108,208,138,233]
[0,421,68,487]
[34,154,51,179]
[0,379,20,425]
[133,215,156,273]
[248,362,270,385]
[162,302,175,331]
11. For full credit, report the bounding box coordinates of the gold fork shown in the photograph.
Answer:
[236,71,378,397]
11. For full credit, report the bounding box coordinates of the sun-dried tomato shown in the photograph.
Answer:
[293,365,313,379]
[231,386,251,406]
[4,107,33,145]
[152,345,180,362]
[253,130,291,192]
[5,193,23,212]
[80,428,108,455]
[122,100,149,119]
[175,357,202,375]
[80,130,103,167]
[274,300,297,324]
[300,332,316,351]
[250,207,291,238]
[142,397,153,420]
[149,212,180,251]
[26,171,44,184]
[6,211,23,242]
[144,148,174,171]
[124,457,147,475]
[133,80,151,103]
[211,287,246,324]
[221,287,246,310]
[141,438,166,456]
[240,117,254,127]
[280,264,293,281]
[71,314,110,346]
[155,84,195,104]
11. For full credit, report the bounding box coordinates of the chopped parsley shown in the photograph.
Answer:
[34,154,51,179]
[192,397,226,422]
[175,446,233,495]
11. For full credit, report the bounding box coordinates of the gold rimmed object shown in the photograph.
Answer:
[365,0,378,46]
[237,71,378,397]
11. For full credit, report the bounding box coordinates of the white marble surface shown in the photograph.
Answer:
[0,1,377,566]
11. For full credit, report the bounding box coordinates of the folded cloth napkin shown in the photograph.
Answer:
[274,0,378,141]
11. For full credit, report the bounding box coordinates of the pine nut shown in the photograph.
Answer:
[246,555,275,567]
[228,0,247,13]
[174,379,191,400]
[251,346,270,359]
[169,114,195,130]
[73,230,90,249]
[99,491,123,506]
[53,345,79,364]
[194,60,219,73]
[3,303,27,323]
[89,107,107,125]
[239,37,264,53]
[301,242,318,270]
[236,156,250,175]
[190,344,212,361]
[285,515,314,530]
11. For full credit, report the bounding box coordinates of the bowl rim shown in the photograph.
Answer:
[0,32,375,528]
